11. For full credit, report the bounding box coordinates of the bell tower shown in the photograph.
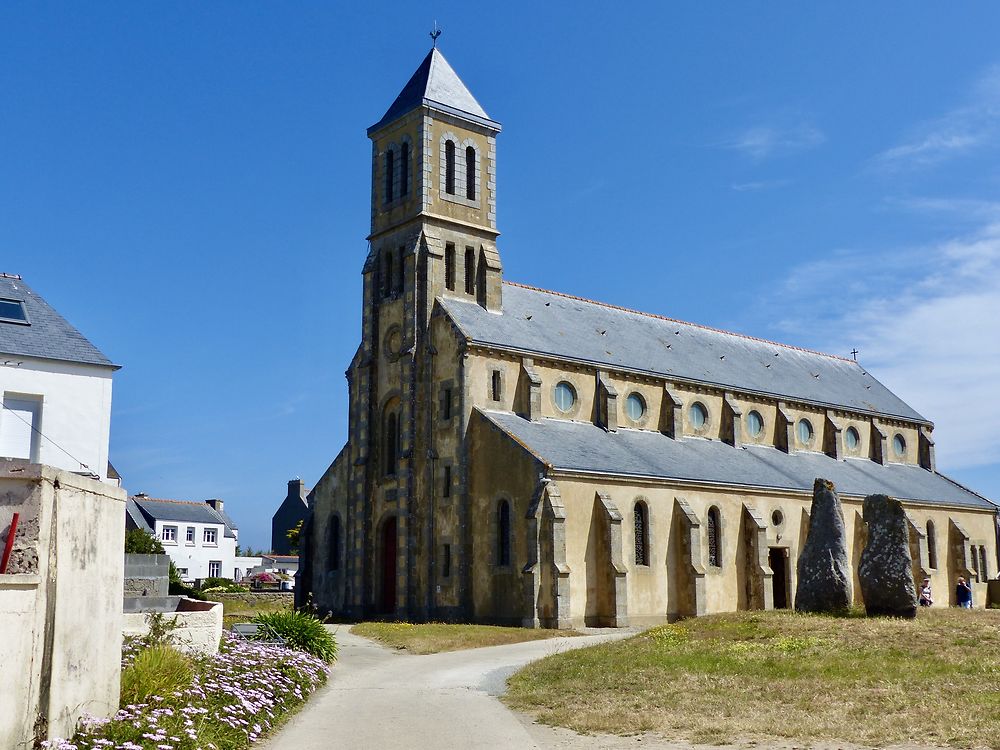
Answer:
[347,45,502,619]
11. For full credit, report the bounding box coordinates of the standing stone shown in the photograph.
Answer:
[858,494,917,618]
[795,478,852,613]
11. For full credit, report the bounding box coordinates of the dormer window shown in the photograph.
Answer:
[0,299,28,325]
[445,140,456,194]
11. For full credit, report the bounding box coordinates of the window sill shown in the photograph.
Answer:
[203,543,218,548]
[440,191,480,209]
[162,540,178,546]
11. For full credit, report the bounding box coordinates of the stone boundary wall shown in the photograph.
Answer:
[123,598,223,655]
[0,463,126,748]
[124,553,169,598]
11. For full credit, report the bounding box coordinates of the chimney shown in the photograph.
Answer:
[288,479,305,500]
[206,498,224,514]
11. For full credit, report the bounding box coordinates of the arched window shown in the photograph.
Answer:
[465,247,475,294]
[384,149,394,204]
[444,243,456,291]
[399,142,409,197]
[466,145,476,200]
[382,250,393,298]
[980,546,989,580]
[395,244,404,294]
[497,499,511,566]
[926,520,937,569]
[445,140,456,195]
[634,501,649,566]
[972,549,981,582]
[329,516,341,571]
[385,411,398,476]
[707,507,721,567]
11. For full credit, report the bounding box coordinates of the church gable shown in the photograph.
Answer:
[438,282,925,423]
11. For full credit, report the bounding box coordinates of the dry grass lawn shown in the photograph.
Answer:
[505,608,1000,748]
[350,621,581,654]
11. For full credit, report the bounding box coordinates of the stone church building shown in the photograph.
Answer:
[299,47,999,626]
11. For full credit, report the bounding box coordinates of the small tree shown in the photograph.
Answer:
[286,520,303,554]
[125,528,165,555]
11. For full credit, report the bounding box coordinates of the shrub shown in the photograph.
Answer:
[169,579,206,601]
[124,527,164,554]
[252,610,338,663]
[120,644,193,705]
[200,576,246,593]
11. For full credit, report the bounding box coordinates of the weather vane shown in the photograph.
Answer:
[430,21,442,47]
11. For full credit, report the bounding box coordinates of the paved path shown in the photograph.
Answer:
[262,628,944,750]
[259,627,660,750]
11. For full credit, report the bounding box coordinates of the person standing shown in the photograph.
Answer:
[956,576,973,608]
[919,578,933,607]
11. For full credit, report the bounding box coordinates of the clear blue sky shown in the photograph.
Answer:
[4,3,999,550]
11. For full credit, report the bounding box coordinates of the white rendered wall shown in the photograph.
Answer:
[155,519,237,580]
[0,357,114,482]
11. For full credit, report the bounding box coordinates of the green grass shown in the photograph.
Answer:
[253,610,339,662]
[351,621,582,654]
[120,644,194,705]
[505,608,1000,748]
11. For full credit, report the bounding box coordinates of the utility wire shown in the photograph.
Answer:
[0,402,91,472]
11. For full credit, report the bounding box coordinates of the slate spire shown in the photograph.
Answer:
[368,48,499,133]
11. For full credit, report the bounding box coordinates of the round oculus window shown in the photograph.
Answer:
[893,433,906,456]
[625,393,645,421]
[845,426,860,450]
[797,418,814,445]
[747,410,764,437]
[689,401,708,429]
[554,381,576,412]
[771,509,784,526]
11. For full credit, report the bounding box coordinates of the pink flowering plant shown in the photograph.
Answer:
[44,633,329,750]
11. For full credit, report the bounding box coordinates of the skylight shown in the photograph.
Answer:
[0,299,28,324]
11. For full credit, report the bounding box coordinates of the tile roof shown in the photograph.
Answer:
[479,410,994,510]
[0,274,117,368]
[129,496,239,538]
[369,48,500,133]
[438,282,926,423]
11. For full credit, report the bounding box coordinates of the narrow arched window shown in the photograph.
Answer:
[973,549,981,582]
[926,521,937,569]
[465,146,476,200]
[444,243,456,291]
[707,507,721,567]
[400,142,409,197]
[497,500,511,566]
[385,149,394,204]
[980,546,989,580]
[329,516,341,571]
[396,244,404,294]
[385,412,398,476]
[465,246,475,294]
[445,140,456,194]
[634,501,648,566]
[383,250,393,298]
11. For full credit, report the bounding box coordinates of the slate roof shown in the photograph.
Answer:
[439,282,926,423]
[369,48,500,133]
[480,410,994,510]
[0,274,117,369]
[129,496,239,538]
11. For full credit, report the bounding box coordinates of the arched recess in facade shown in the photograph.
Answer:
[522,481,572,629]
[374,510,404,615]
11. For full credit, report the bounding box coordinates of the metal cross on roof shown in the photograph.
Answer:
[430,22,442,47]
[851,348,859,361]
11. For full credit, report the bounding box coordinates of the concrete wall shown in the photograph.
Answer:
[122,598,223,656]
[0,462,126,748]
[0,356,114,482]
[123,553,169,597]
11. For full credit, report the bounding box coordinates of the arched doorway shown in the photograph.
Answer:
[381,517,397,614]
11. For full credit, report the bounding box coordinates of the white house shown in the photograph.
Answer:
[0,273,118,482]
[126,495,240,581]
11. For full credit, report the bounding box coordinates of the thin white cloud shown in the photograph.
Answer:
[722,123,825,160]
[874,65,1000,171]
[731,178,793,192]
[772,217,1000,472]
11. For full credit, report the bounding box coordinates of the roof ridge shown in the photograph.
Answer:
[501,280,854,364]
[131,496,212,507]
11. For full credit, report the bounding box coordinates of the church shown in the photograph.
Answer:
[299,46,999,626]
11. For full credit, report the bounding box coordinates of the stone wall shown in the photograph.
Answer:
[124,553,169,598]
[123,598,223,656]
[0,462,126,748]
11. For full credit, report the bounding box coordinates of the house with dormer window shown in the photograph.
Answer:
[0,273,118,482]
